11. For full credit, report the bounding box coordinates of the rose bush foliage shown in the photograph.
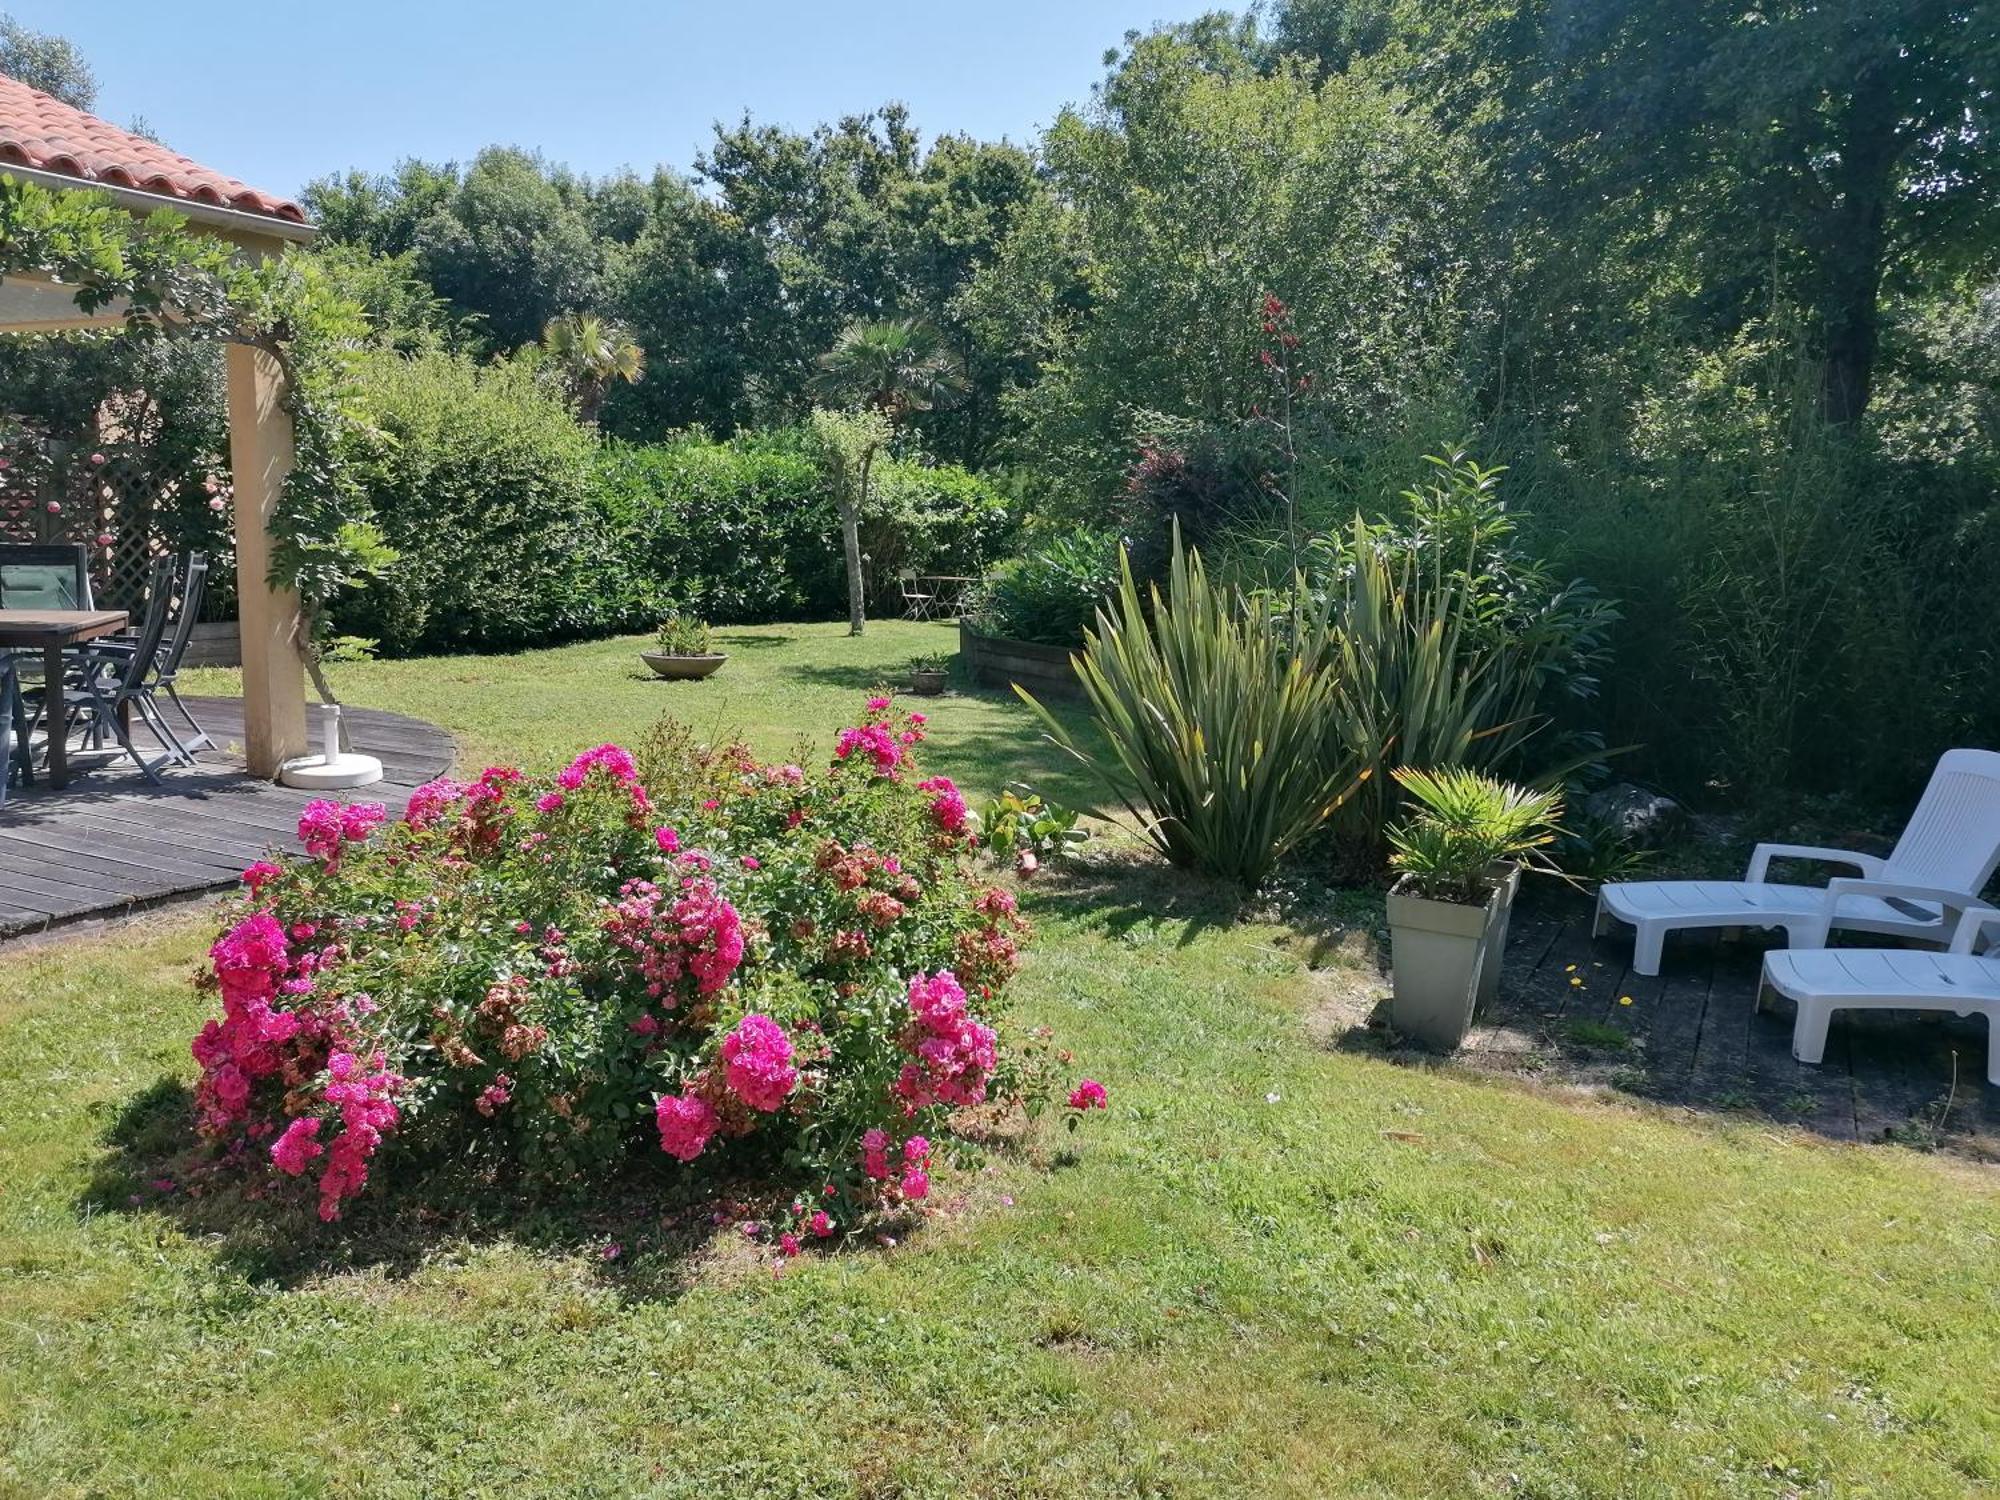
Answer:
[190,700,1087,1237]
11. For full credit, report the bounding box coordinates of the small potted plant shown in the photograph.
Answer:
[1384,766,1562,1051]
[908,651,951,696]
[641,613,727,680]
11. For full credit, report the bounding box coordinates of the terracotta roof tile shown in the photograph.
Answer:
[0,73,305,225]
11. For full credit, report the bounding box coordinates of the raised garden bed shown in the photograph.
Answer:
[959,618,1083,700]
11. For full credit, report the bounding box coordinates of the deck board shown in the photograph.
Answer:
[0,697,453,938]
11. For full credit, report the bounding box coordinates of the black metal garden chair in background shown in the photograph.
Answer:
[28,554,180,783]
[0,654,30,808]
[152,552,214,757]
[0,542,92,611]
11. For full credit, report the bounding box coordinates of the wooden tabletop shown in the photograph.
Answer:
[0,608,129,648]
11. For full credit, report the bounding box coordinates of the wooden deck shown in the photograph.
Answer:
[1459,893,2000,1152]
[0,697,454,939]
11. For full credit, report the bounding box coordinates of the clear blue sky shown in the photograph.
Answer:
[16,1,1211,200]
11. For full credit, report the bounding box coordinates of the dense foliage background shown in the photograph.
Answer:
[1,1,1993,810]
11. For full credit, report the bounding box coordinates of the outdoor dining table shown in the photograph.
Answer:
[917,575,982,613]
[0,608,130,790]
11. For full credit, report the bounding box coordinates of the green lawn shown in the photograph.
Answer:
[3,625,1996,1497]
[185,620,1100,805]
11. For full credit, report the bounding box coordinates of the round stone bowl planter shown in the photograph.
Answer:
[908,668,948,696]
[641,651,728,680]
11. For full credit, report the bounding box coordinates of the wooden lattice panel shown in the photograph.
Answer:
[0,429,234,613]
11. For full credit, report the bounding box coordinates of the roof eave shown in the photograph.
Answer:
[0,161,316,245]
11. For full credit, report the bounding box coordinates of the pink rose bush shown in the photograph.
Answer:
[187,699,1092,1230]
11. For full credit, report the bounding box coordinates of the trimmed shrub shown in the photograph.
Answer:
[859,458,1016,602]
[332,366,1014,651]
[597,434,826,622]
[188,701,1097,1233]
[598,428,1014,623]
[335,352,630,654]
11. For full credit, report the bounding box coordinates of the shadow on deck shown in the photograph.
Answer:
[1442,890,2000,1155]
[0,696,454,940]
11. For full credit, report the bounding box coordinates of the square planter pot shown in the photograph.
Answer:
[1477,861,1523,1011]
[1387,873,1511,1052]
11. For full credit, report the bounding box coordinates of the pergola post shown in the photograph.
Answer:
[225,341,309,776]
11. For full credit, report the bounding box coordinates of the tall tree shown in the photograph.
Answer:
[1532,1,1995,425]
[971,28,1473,506]
[0,13,95,109]
[809,317,968,420]
[306,151,622,351]
[1270,0,2000,428]
[809,407,893,637]
[809,318,965,636]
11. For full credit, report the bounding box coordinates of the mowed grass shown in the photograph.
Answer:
[183,619,1098,805]
[0,625,1994,1496]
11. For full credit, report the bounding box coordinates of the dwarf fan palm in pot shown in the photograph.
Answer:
[1385,766,1562,1049]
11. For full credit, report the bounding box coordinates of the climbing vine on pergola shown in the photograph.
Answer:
[0,177,381,625]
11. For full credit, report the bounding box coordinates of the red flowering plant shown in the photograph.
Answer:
[188,698,1099,1234]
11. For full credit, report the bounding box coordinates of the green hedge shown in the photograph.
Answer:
[595,436,826,622]
[335,352,631,654]
[595,429,1014,625]
[333,354,1013,654]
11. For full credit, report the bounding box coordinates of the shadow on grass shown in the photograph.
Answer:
[1026,847,1250,949]
[80,1077,1029,1298]
[710,631,796,651]
[777,661,907,695]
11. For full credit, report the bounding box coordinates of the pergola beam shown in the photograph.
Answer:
[224,342,309,776]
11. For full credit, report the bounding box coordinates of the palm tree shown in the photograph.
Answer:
[541,313,645,424]
[810,317,968,422]
[810,318,968,637]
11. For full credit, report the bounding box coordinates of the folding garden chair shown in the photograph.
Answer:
[87,552,215,760]
[0,542,92,610]
[0,542,94,693]
[29,555,180,783]
[897,568,935,621]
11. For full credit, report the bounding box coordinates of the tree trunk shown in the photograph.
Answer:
[1817,67,1898,428]
[842,444,874,636]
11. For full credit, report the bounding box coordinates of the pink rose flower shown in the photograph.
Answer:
[1068,1079,1108,1111]
[655,1092,718,1162]
[721,1014,797,1112]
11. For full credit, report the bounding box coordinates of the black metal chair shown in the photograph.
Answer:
[0,654,30,807]
[32,556,180,783]
[0,543,94,700]
[77,553,214,763]
[154,553,214,757]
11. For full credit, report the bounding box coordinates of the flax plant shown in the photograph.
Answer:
[1021,534,1366,889]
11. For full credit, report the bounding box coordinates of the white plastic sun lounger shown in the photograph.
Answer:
[1596,749,2000,977]
[1760,905,2000,1085]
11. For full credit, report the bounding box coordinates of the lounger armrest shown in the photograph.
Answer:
[1822,877,1982,916]
[1746,844,1884,883]
[1948,905,2000,955]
